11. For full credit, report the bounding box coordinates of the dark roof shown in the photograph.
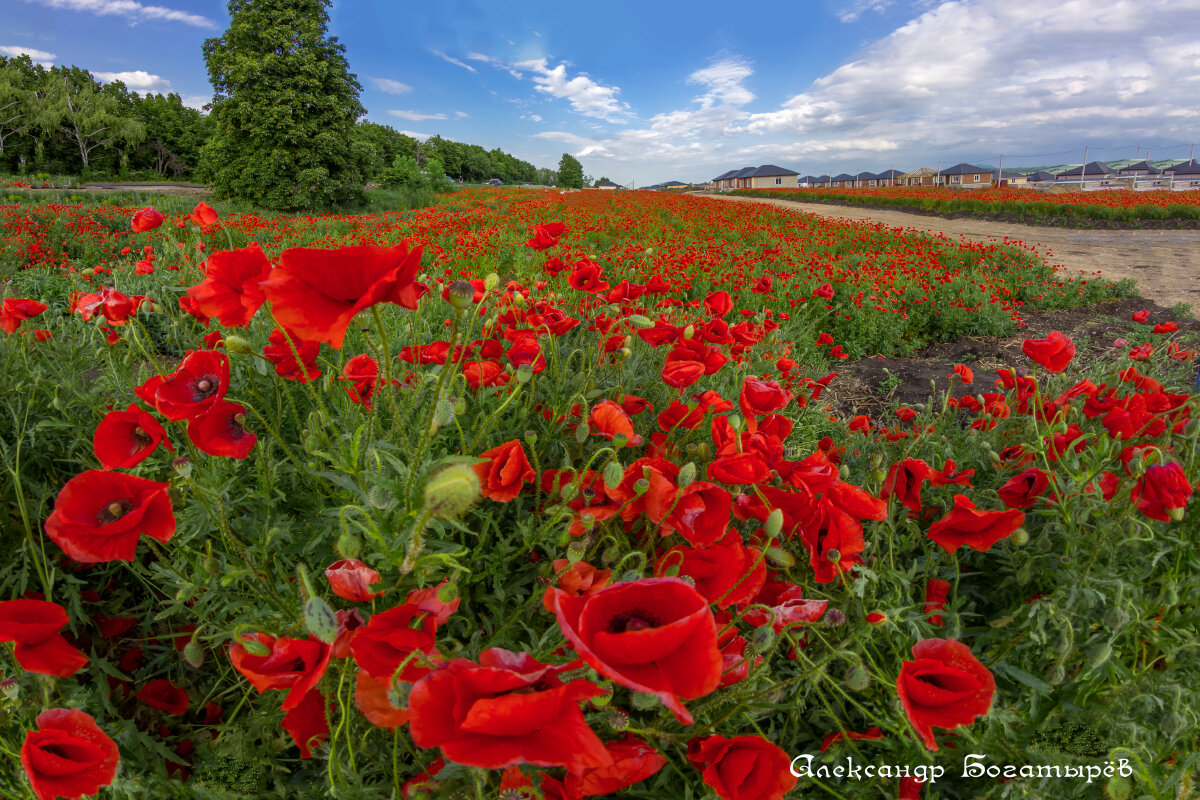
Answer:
[1117,160,1161,175]
[732,166,758,178]
[597,179,622,187]
[831,173,855,181]
[712,169,739,181]
[751,164,799,177]
[939,162,990,176]
[1171,159,1200,175]
[660,179,688,186]
[799,175,821,182]
[1026,171,1057,181]
[854,171,878,181]
[875,169,904,180]
[1056,161,1115,177]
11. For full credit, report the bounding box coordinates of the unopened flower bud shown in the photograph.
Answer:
[305,596,339,644]
[223,334,252,354]
[843,663,871,692]
[484,273,499,291]
[682,324,695,339]
[423,464,480,520]
[750,626,774,652]
[239,635,271,658]
[631,692,659,711]
[627,315,654,329]
[677,462,696,488]
[1045,664,1066,686]
[182,633,205,669]
[765,508,784,539]
[335,531,361,560]
[1011,527,1029,546]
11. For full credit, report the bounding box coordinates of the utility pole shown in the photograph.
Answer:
[1080,145,1088,189]
[997,154,1003,187]
[936,159,941,187]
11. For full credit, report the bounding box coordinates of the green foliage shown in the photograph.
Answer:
[1030,721,1106,758]
[200,0,369,210]
[192,755,265,795]
[39,66,145,168]
[557,152,584,188]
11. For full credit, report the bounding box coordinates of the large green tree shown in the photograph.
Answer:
[39,67,144,170]
[201,0,370,210]
[557,152,583,189]
[0,56,42,159]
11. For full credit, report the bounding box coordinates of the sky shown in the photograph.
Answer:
[3,0,1199,185]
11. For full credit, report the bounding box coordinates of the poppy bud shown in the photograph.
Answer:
[728,414,743,431]
[422,464,480,520]
[839,464,850,480]
[183,634,205,669]
[630,692,659,710]
[484,273,499,291]
[1102,607,1128,630]
[223,335,252,354]
[868,452,882,469]
[1184,418,1200,438]
[620,347,632,360]
[574,421,589,443]
[446,280,475,310]
[1011,527,1029,546]
[1045,664,1066,686]
[305,596,338,644]
[1015,562,1032,585]
[695,442,712,461]
[238,635,271,658]
[627,315,654,329]
[603,461,623,490]
[1104,776,1133,800]
[750,626,774,652]
[677,462,696,488]
[619,570,641,582]
[433,399,455,426]
[335,531,361,560]
[388,681,412,709]
[843,663,870,692]
[765,546,794,568]
[682,324,694,339]
[765,509,784,539]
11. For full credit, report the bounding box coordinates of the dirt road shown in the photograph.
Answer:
[705,194,1200,311]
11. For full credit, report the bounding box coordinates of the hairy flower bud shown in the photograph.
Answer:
[223,334,253,354]
[843,663,871,692]
[336,531,361,560]
[423,464,481,520]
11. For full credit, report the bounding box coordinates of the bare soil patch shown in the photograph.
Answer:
[706,194,1200,312]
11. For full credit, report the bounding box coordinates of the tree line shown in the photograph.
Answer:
[0,53,559,189]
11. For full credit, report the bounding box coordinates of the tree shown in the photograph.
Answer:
[558,153,583,189]
[593,176,610,188]
[201,0,369,210]
[0,56,42,158]
[133,93,206,177]
[39,67,144,170]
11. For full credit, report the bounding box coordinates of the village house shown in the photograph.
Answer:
[1055,161,1116,184]
[996,169,1028,187]
[1025,170,1057,183]
[900,167,937,186]
[1164,160,1200,188]
[853,171,878,187]
[1117,160,1161,178]
[939,163,994,187]
[748,164,800,188]
[596,179,623,190]
[831,173,856,188]
[875,169,904,187]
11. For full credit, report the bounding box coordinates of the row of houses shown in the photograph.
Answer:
[710,160,1200,190]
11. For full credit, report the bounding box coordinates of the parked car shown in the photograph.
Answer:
[486,178,503,186]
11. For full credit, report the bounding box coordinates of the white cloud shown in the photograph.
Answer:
[431,49,476,73]
[369,77,412,95]
[454,110,469,118]
[23,0,216,28]
[523,113,543,122]
[511,57,631,121]
[0,44,56,67]
[93,69,171,92]
[837,0,896,22]
[388,110,448,121]
[179,94,209,111]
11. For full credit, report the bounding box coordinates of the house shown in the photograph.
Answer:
[1165,160,1200,188]
[710,169,739,190]
[1025,171,1057,182]
[831,173,856,188]
[996,169,1028,187]
[900,167,937,186]
[807,175,833,187]
[596,179,623,190]
[729,166,758,189]
[854,171,879,187]
[939,163,994,187]
[1117,160,1161,178]
[1055,161,1116,182]
[875,169,904,187]
[748,164,800,189]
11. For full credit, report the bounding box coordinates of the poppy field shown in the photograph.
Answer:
[1,187,1198,800]
[730,186,1200,226]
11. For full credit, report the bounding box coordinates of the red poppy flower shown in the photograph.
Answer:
[565,734,666,797]
[474,439,535,503]
[950,364,973,384]
[339,354,381,408]
[0,599,89,677]
[820,726,884,753]
[349,604,439,681]
[660,481,732,547]
[897,638,995,751]
[997,468,1051,509]
[543,578,722,724]
[185,244,271,327]
[408,648,612,773]
[74,288,135,326]
[656,532,765,609]
[738,378,792,419]
[661,360,705,389]
[703,290,734,318]
[262,327,322,382]
[131,206,164,233]
[405,582,462,625]
[1153,321,1178,334]
[927,495,1025,553]
[462,360,510,389]
[93,404,172,470]
[814,282,834,300]
[881,458,931,514]
[260,243,427,349]
[742,583,828,632]
[0,297,48,334]
[229,633,332,711]
[751,276,773,293]
[154,349,229,421]
[900,776,926,799]
[924,578,951,625]
[282,687,328,758]
[526,222,567,250]
[22,709,120,800]
[44,470,175,563]
[1131,463,1194,522]
[136,679,189,716]
[506,334,547,373]
[566,259,610,293]
[325,558,383,602]
[1131,310,1150,322]
[1021,331,1076,373]
[188,201,220,228]
[553,559,613,596]
[187,400,256,458]
[588,401,642,445]
[355,669,410,729]
[686,734,797,800]
[708,453,771,485]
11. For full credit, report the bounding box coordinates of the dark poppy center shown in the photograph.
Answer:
[132,426,153,447]
[608,608,659,633]
[916,673,958,691]
[193,375,218,400]
[98,499,133,524]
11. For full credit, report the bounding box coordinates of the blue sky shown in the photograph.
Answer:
[4,0,1200,185]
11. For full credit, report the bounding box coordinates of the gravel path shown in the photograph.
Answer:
[705,194,1200,311]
